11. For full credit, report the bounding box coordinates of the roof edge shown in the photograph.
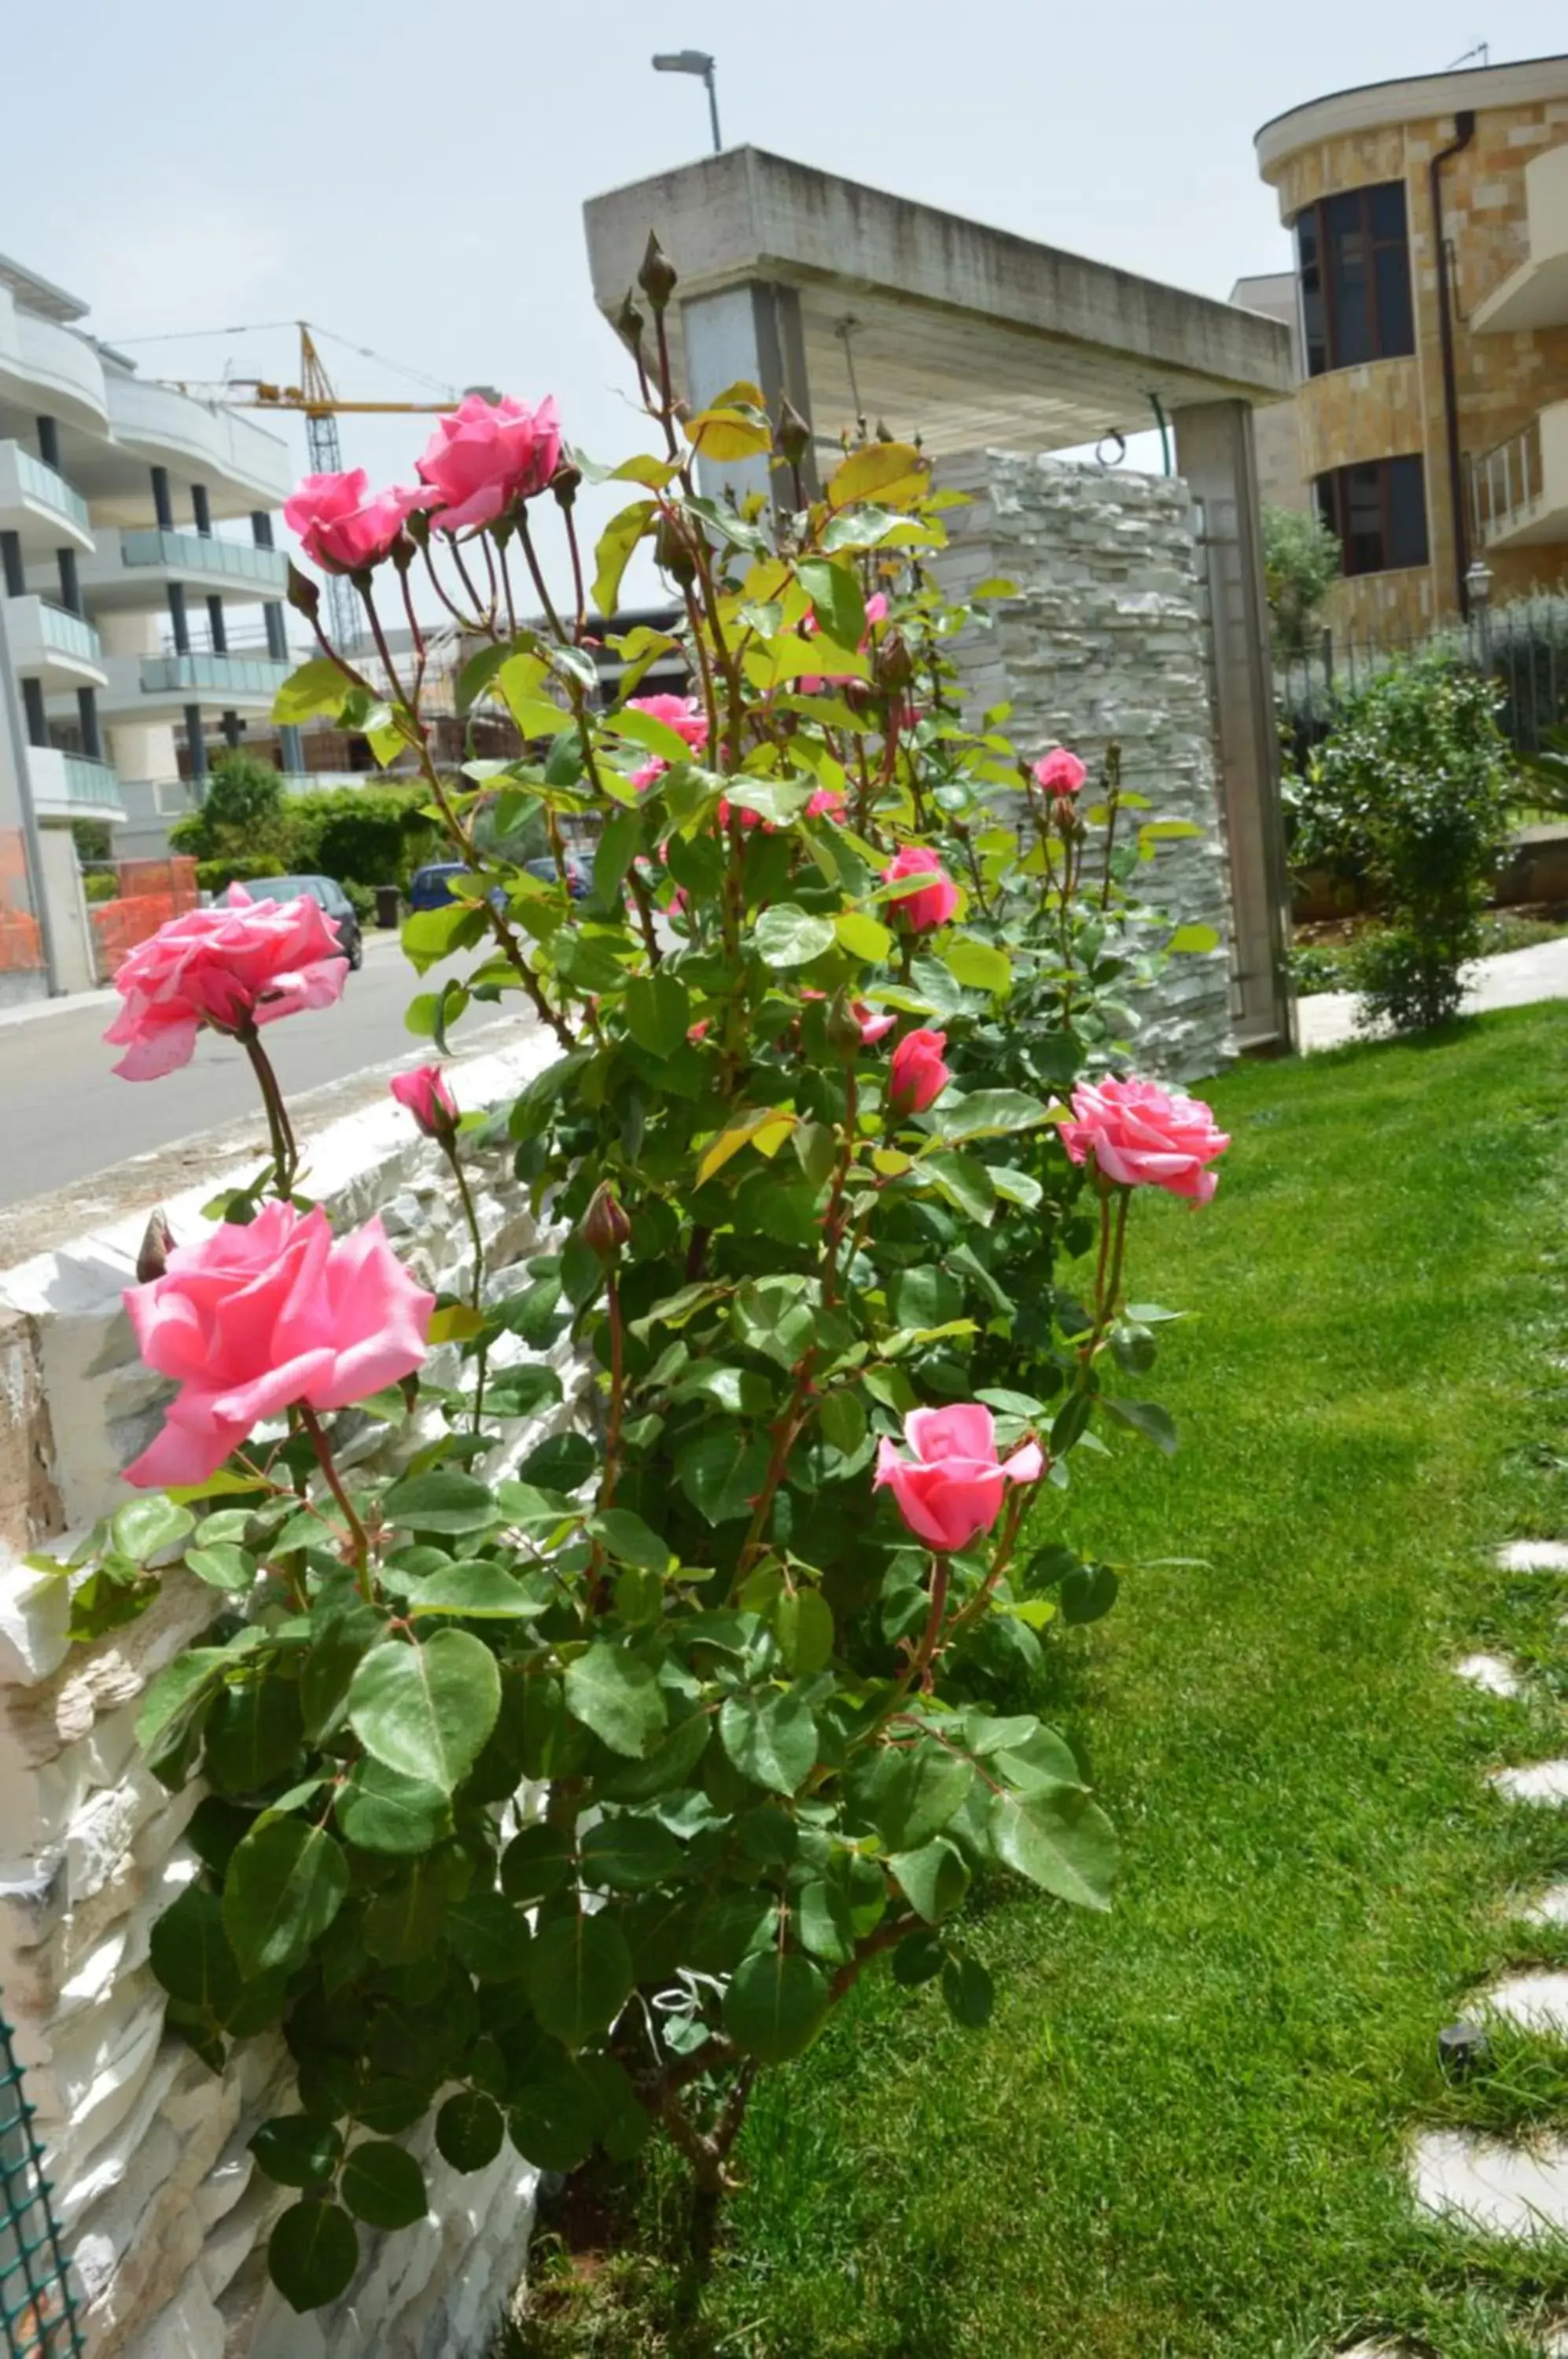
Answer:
[1256,51,1568,178]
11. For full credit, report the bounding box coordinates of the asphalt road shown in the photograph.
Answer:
[0,937,525,1212]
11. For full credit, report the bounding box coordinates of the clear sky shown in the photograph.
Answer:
[2,0,1563,611]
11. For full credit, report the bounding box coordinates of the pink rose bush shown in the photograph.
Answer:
[876,1405,1044,1552]
[390,1063,459,1139]
[889,1027,950,1115]
[104,886,348,1080]
[282,470,431,573]
[1060,1076,1231,1203]
[801,589,890,691]
[416,392,561,532]
[627,693,709,795]
[883,845,959,933]
[123,1202,432,1487]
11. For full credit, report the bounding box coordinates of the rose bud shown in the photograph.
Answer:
[889,1029,951,1117]
[136,1208,175,1286]
[638,232,679,311]
[389,1064,459,1140]
[776,396,812,470]
[582,1182,632,1260]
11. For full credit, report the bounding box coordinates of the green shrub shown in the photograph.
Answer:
[1263,504,1340,662]
[176,779,442,895]
[1292,653,1513,1032]
[82,870,118,904]
[194,856,277,896]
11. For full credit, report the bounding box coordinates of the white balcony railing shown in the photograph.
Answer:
[1471,401,1568,550]
[119,528,289,591]
[25,748,124,820]
[138,650,290,699]
[0,443,91,535]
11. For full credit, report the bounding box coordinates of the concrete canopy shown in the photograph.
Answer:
[583,146,1293,457]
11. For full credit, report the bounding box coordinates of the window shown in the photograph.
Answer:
[1314,456,1429,575]
[1294,181,1415,375]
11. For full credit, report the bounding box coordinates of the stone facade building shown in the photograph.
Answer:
[1253,52,1568,642]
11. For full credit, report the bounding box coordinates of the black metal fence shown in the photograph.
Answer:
[1275,595,1568,773]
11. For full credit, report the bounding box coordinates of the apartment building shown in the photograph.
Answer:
[0,252,295,1000]
[1252,51,1568,642]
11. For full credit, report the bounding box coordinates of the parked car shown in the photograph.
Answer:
[245,875,363,970]
[408,856,590,911]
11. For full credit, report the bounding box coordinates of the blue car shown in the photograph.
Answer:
[408,858,588,911]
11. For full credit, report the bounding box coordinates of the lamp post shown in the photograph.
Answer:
[652,50,721,153]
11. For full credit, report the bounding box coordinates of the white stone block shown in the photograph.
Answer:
[1498,1540,1568,1573]
[1493,1761,1568,1804]
[1412,2127,1568,2237]
[0,1551,72,1686]
[1481,1971,1568,2034]
[1454,1653,1526,1698]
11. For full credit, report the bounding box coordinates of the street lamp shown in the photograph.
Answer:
[652,50,721,154]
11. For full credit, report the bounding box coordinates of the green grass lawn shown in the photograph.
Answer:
[519,1003,1568,2359]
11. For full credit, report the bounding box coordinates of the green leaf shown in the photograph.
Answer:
[224,1820,348,1978]
[834,911,893,963]
[335,1757,453,1854]
[251,2116,342,2190]
[436,2092,506,2174]
[796,1879,856,1966]
[1099,1397,1178,1456]
[942,1952,996,2029]
[382,1471,502,1536]
[1060,1563,1120,1625]
[723,1949,830,2063]
[272,657,349,727]
[149,1885,241,2018]
[753,903,836,969]
[677,1429,771,1525]
[500,1823,574,1903]
[399,900,487,976]
[185,1543,255,1592]
[773,1587,834,1675]
[111,1496,193,1563]
[592,499,657,617]
[267,2199,358,2313]
[1169,921,1221,953]
[797,558,867,652]
[624,972,692,1058]
[988,1787,1117,1911]
[931,1089,1050,1144]
[720,1690,818,1795]
[889,1835,970,1923]
[580,1815,685,1892]
[920,1150,996,1226]
[347,1630,502,1795]
[587,1509,675,1572]
[564,1643,668,1758]
[204,1680,304,1795]
[340,2140,428,2232]
[507,2059,602,2173]
[528,1911,635,2050]
[824,441,929,511]
[891,1929,946,1987]
[594,804,642,903]
[863,1744,973,1849]
[940,936,1011,995]
[409,1562,547,1620]
[135,1648,228,1756]
[446,1890,530,1982]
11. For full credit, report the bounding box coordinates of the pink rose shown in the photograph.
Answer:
[852,1001,895,1045]
[282,470,431,573]
[874,1405,1043,1553]
[390,1064,458,1139]
[889,1028,950,1116]
[806,785,846,820]
[1059,1075,1231,1204]
[104,887,348,1081]
[122,1202,434,1488]
[1032,748,1088,799]
[628,694,709,749]
[882,845,959,933]
[416,393,561,534]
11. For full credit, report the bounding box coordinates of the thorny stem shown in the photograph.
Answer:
[601,1263,626,1513]
[1099,743,1123,913]
[561,502,589,642]
[516,509,569,646]
[296,1404,372,1599]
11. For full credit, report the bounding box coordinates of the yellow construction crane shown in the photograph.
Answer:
[159,322,466,646]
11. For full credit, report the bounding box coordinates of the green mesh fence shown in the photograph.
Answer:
[0,2011,80,2357]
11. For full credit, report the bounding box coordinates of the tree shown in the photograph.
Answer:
[1262,505,1341,662]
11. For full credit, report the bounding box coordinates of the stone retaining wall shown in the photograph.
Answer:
[937,451,1237,1080]
[0,1031,561,2358]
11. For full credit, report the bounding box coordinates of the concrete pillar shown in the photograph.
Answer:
[150,466,174,533]
[191,483,212,536]
[34,826,96,992]
[56,548,81,616]
[206,594,228,655]
[20,680,46,749]
[186,707,208,790]
[1172,399,1294,1056]
[676,281,817,506]
[75,687,102,762]
[167,583,190,656]
[35,417,60,474]
[0,534,22,599]
[220,711,241,749]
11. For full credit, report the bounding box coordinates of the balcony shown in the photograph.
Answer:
[75,528,289,610]
[98,646,290,720]
[25,749,125,823]
[1472,403,1568,550]
[4,594,108,687]
[0,442,94,554]
[1473,144,1568,333]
